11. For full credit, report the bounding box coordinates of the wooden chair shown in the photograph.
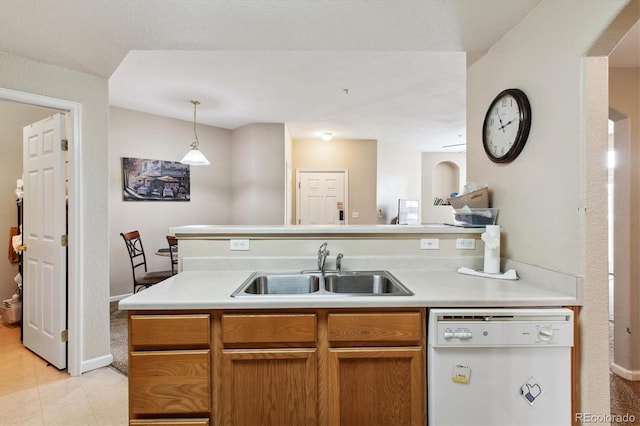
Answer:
[166,235,178,275]
[120,230,172,293]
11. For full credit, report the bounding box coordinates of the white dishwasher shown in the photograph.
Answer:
[428,308,574,426]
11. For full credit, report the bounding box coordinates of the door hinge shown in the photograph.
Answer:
[61,329,68,342]
[61,235,68,247]
[61,139,69,151]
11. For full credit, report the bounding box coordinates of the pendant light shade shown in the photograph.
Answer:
[180,100,210,166]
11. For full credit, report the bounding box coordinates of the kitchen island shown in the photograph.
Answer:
[119,224,580,426]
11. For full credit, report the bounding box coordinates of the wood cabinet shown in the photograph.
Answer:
[129,418,209,426]
[221,348,317,425]
[128,308,425,426]
[326,312,425,426]
[128,313,211,424]
[327,348,423,426]
[219,313,318,425]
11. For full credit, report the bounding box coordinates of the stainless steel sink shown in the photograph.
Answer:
[324,271,413,295]
[232,273,321,296]
[231,270,412,297]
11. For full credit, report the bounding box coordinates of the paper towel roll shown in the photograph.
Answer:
[482,225,501,274]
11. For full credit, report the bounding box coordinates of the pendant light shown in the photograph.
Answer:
[180,100,210,165]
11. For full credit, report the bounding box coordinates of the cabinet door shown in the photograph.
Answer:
[221,349,317,426]
[328,347,425,426]
[130,350,210,416]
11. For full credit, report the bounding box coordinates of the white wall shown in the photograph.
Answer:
[421,152,466,224]
[108,107,232,298]
[1,51,110,374]
[294,138,378,224]
[376,141,421,224]
[467,0,628,416]
[284,126,293,224]
[231,123,286,224]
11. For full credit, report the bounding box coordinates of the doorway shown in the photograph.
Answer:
[0,88,82,376]
[607,119,615,323]
[608,113,637,380]
[296,169,348,225]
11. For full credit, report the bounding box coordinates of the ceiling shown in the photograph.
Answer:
[0,1,637,152]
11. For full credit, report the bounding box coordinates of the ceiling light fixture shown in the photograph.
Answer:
[321,132,333,141]
[180,100,210,166]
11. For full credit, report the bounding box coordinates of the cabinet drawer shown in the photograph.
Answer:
[328,312,422,345]
[130,314,210,349]
[222,313,316,346]
[130,350,210,415]
[130,419,209,426]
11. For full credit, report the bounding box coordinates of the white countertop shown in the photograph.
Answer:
[170,224,481,236]
[118,268,578,311]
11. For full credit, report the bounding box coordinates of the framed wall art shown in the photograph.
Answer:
[121,157,190,201]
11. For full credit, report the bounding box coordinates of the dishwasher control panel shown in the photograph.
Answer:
[430,308,574,347]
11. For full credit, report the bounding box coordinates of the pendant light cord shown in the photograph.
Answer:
[191,100,200,149]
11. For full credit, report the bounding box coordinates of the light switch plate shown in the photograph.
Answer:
[420,238,440,250]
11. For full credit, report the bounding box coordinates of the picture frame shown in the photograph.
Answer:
[121,157,190,201]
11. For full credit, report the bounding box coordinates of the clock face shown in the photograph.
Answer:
[482,89,531,163]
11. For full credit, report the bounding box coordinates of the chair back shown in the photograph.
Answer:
[120,230,148,288]
[166,235,178,275]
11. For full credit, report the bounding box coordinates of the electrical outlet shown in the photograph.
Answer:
[456,238,476,250]
[230,239,250,251]
[420,238,440,250]
[352,211,359,219]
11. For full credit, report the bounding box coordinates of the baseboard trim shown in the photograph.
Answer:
[81,353,113,374]
[611,362,640,380]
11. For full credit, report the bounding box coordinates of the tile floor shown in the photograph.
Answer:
[0,321,129,425]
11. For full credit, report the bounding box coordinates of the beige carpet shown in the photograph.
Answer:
[609,321,640,425]
[110,301,128,375]
[610,372,640,425]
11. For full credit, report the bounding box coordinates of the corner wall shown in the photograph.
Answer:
[377,141,421,224]
[108,107,233,297]
[231,123,286,224]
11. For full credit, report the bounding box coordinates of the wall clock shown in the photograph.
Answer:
[482,88,531,163]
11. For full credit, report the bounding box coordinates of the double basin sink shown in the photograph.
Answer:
[231,270,413,297]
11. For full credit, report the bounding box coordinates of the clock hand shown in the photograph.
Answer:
[499,118,516,130]
[495,111,506,132]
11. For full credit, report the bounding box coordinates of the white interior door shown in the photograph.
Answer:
[297,170,347,225]
[22,113,67,369]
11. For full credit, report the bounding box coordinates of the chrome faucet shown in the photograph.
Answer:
[336,253,343,273]
[317,242,330,272]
